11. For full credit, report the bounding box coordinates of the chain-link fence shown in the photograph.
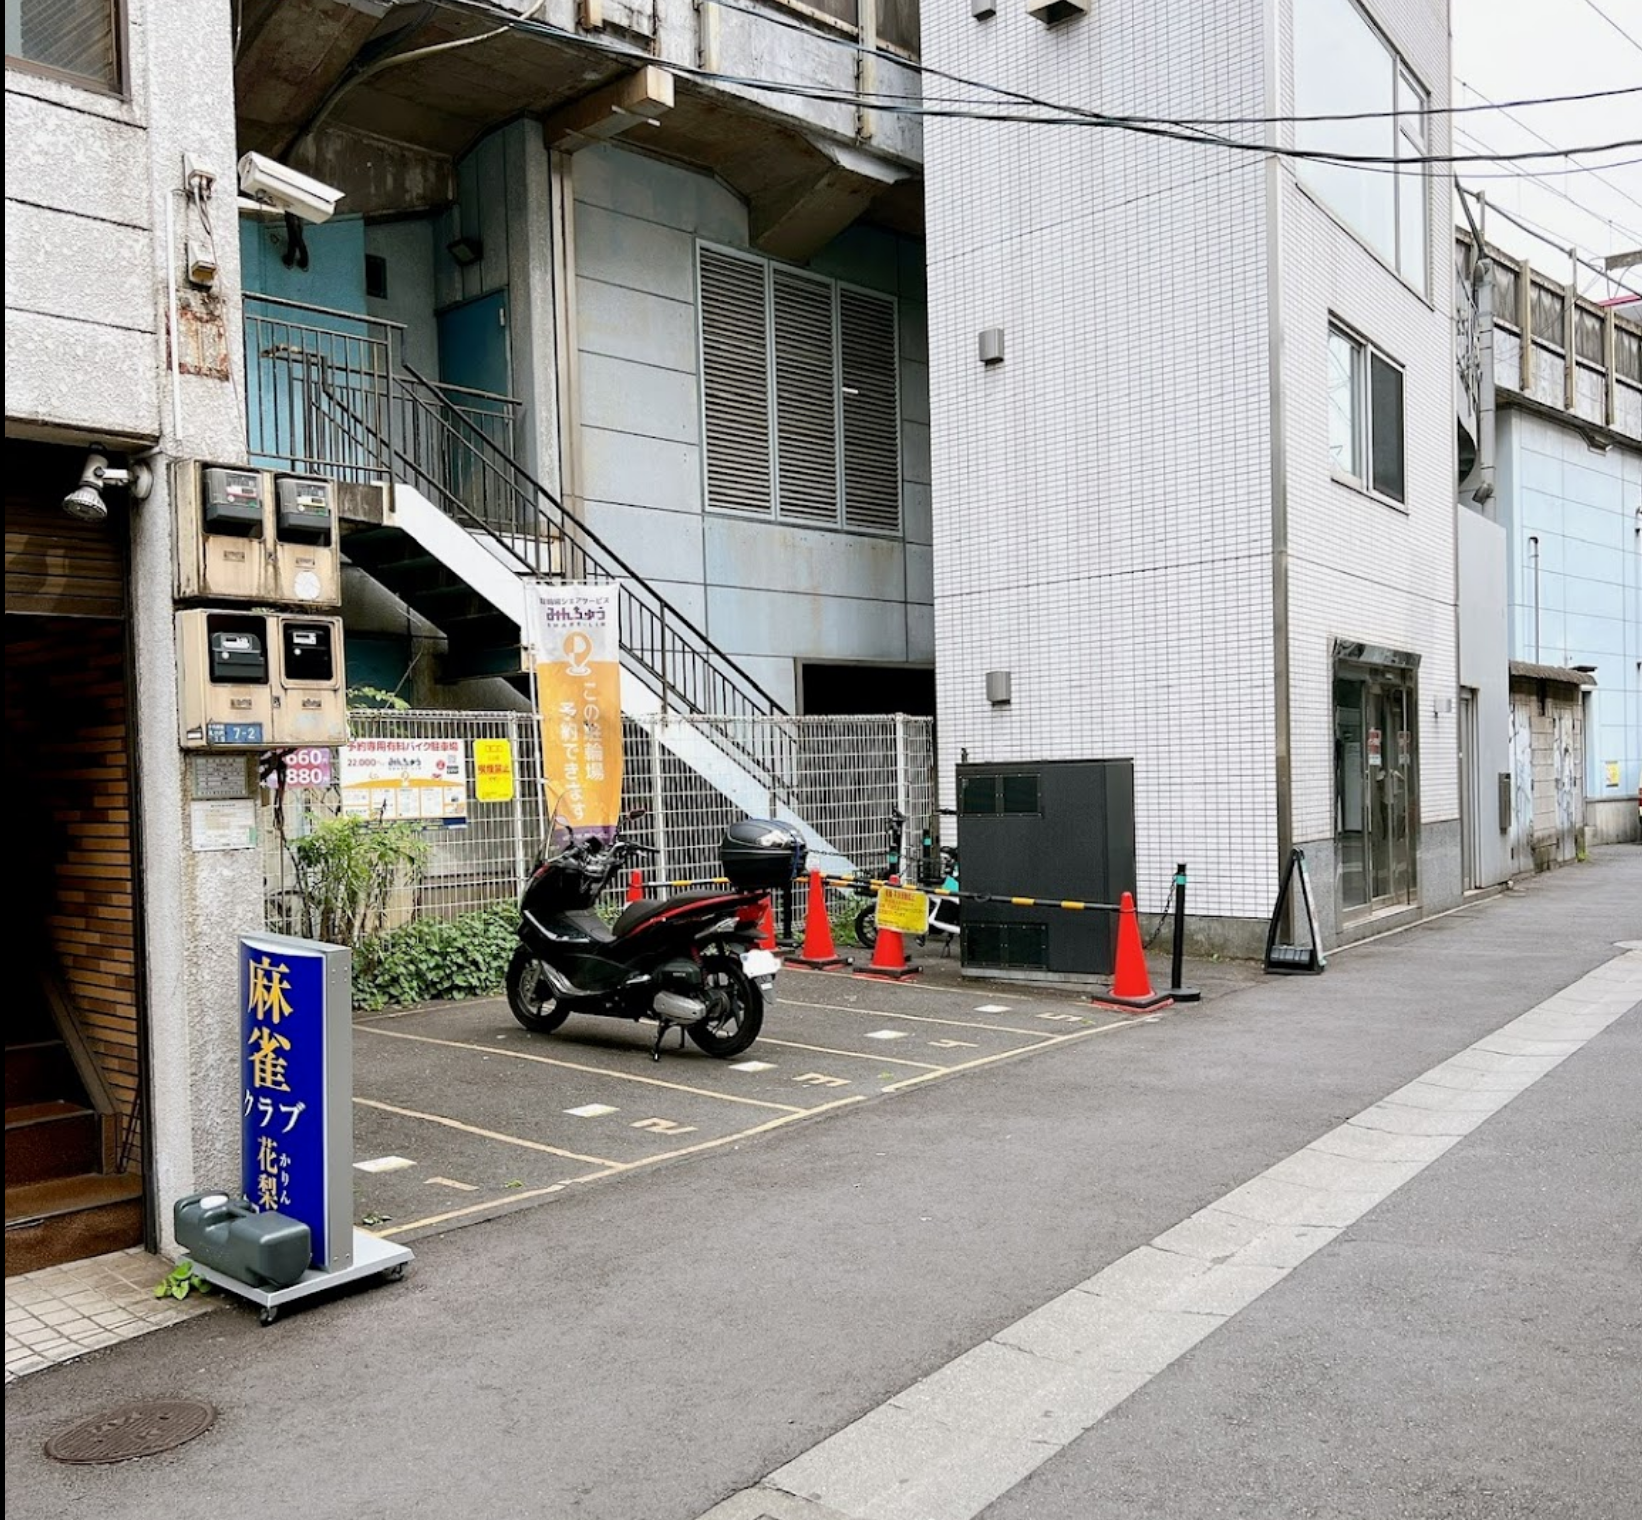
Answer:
[262,709,548,935]
[262,709,937,938]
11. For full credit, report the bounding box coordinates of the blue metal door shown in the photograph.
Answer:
[436,293,513,525]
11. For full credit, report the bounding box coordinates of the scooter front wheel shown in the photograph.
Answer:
[506,946,570,1034]
[687,957,764,1059]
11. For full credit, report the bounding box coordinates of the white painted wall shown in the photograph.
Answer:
[566,143,932,711]
[1277,0,1460,908]
[922,0,1276,922]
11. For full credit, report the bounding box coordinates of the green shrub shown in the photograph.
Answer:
[287,815,430,946]
[353,901,520,1011]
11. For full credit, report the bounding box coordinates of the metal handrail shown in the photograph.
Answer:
[242,298,798,796]
[396,360,792,721]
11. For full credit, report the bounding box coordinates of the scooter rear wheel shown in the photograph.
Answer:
[854,906,878,950]
[507,946,570,1034]
[687,957,764,1059]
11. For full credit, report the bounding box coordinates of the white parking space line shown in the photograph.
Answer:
[757,1038,942,1070]
[353,1155,415,1174]
[353,1097,620,1167]
[358,1024,806,1112]
[783,998,1050,1038]
[702,952,1642,1520]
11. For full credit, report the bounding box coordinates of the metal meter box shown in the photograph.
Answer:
[202,468,263,535]
[210,627,267,683]
[274,476,334,545]
[956,759,1136,980]
[178,609,275,749]
[174,462,341,608]
[273,615,347,747]
[178,611,348,749]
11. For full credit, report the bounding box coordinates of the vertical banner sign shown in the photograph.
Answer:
[531,584,622,837]
[240,933,354,1272]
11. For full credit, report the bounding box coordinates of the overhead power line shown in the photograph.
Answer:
[1579,0,1642,55]
[1456,76,1642,225]
[430,0,1639,173]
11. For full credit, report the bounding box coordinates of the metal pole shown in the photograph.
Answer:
[1166,862,1201,1003]
[650,711,668,890]
[510,712,528,894]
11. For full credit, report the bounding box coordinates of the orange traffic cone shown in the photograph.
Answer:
[626,870,644,905]
[790,869,849,970]
[855,878,920,981]
[757,896,780,954]
[1089,892,1173,1012]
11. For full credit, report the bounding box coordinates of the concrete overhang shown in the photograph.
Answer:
[234,0,922,237]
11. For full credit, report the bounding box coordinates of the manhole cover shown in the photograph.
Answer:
[45,1400,216,1464]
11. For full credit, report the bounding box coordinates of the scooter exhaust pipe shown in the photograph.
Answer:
[652,991,707,1025]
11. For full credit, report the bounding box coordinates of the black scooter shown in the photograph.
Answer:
[505,818,799,1060]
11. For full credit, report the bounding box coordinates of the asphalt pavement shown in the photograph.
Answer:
[5,848,1638,1520]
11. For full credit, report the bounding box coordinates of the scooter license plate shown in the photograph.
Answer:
[742,948,781,997]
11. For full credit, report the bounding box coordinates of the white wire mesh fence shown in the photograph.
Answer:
[262,709,937,940]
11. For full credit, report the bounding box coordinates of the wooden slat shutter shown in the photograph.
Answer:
[772,269,839,525]
[840,288,901,534]
[699,248,772,516]
[6,444,127,619]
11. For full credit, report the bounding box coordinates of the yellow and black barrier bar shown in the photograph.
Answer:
[632,873,1127,915]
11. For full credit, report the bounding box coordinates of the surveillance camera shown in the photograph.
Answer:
[61,447,153,522]
[237,152,344,225]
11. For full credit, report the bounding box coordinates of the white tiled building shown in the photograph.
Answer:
[923,0,1458,951]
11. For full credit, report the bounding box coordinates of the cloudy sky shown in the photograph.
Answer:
[1451,0,1642,298]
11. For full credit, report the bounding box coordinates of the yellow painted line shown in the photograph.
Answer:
[353,1096,619,1167]
[358,1024,805,1113]
[881,1017,1136,1093]
[379,1097,867,1236]
[756,1037,942,1070]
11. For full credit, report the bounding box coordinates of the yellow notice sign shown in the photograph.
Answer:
[473,739,515,803]
[875,884,929,937]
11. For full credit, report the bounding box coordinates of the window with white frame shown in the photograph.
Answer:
[698,244,901,535]
[1328,323,1406,504]
[1293,0,1428,292]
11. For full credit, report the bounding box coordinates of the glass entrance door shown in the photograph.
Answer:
[1335,671,1418,914]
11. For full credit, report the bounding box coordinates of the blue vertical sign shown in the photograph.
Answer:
[240,933,354,1271]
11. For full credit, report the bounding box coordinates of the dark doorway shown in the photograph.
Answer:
[800,662,935,717]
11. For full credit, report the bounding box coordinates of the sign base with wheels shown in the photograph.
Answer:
[191,1229,413,1327]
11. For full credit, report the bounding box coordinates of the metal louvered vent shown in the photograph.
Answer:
[840,289,901,534]
[699,249,772,516]
[773,270,840,524]
[698,244,902,536]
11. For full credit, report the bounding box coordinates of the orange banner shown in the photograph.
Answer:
[532,584,622,837]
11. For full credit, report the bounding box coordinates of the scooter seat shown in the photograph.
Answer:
[612,890,733,937]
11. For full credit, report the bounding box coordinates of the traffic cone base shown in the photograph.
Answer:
[1089,890,1173,1013]
[791,869,850,970]
[854,917,919,981]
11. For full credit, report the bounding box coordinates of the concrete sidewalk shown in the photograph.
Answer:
[5,849,1638,1520]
